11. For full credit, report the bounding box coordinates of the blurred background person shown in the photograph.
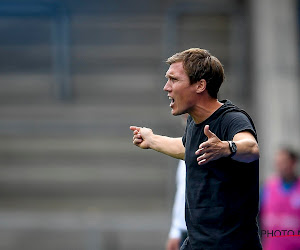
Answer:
[166,159,187,250]
[166,114,188,250]
[260,147,300,250]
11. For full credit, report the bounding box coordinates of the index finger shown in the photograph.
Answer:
[130,126,140,132]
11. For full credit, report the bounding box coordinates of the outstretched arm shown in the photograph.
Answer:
[130,126,185,160]
[195,125,259,165]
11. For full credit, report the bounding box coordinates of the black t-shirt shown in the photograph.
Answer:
[182,100,261,250]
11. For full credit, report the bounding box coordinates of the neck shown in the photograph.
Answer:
[189,97,223,124]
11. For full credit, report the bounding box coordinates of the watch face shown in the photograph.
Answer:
[231,141,237,153]
[229,141,237,157]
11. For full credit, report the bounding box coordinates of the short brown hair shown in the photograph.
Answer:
[280,147,298,162]
[166,48,225,99]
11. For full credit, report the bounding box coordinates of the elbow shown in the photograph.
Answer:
[248,144,260,163]
[254,143,260,159]
[239,141,259,163]
[175,152,185,160]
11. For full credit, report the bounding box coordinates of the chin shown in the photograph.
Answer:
[171,109,183,116]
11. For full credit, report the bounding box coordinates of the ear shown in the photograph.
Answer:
[196,79,206,94]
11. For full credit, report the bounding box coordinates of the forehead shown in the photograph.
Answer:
[276,150,291,161]
[165,62,186,77]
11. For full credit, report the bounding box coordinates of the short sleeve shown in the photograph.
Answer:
[222,111,257,141]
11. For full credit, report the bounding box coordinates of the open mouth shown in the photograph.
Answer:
[169,96,175,107]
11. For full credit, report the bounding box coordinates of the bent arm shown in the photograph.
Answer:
[231,131,259,163]
[130,126,185,160]
[196,127,259,165]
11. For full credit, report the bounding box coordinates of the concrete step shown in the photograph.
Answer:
[72,14,163,46]
[0,113,181,137]
[0,74,53,103]
[0,103,169,121]
[0,72,167,104]
[0,210,170,250]
[0,163,172,198]
[0,134,178,200]
[0,44,163,73]
[0,194,174,213]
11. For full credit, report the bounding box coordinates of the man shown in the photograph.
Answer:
[130,48,261,249]
[260,147,300,250]
[166,159,187,250]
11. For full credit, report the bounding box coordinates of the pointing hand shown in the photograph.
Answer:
[130,126,153,149]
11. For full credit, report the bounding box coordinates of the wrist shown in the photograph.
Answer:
[222,141,231,157]
[227,141,237,157]
[149,133,158,150]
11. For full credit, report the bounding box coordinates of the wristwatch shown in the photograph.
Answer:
[228,141,237,158]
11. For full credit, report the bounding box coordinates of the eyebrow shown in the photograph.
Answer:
[165,72,176,79]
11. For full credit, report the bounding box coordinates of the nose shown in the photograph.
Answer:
[163,80,171,92]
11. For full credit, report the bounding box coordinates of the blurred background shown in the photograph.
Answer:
[0,0,298,249]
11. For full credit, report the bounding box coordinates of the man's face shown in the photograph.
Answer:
[275,150,296,180]
[164,62,197,116]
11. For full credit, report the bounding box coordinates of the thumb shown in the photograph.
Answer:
[204,125,215,138]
